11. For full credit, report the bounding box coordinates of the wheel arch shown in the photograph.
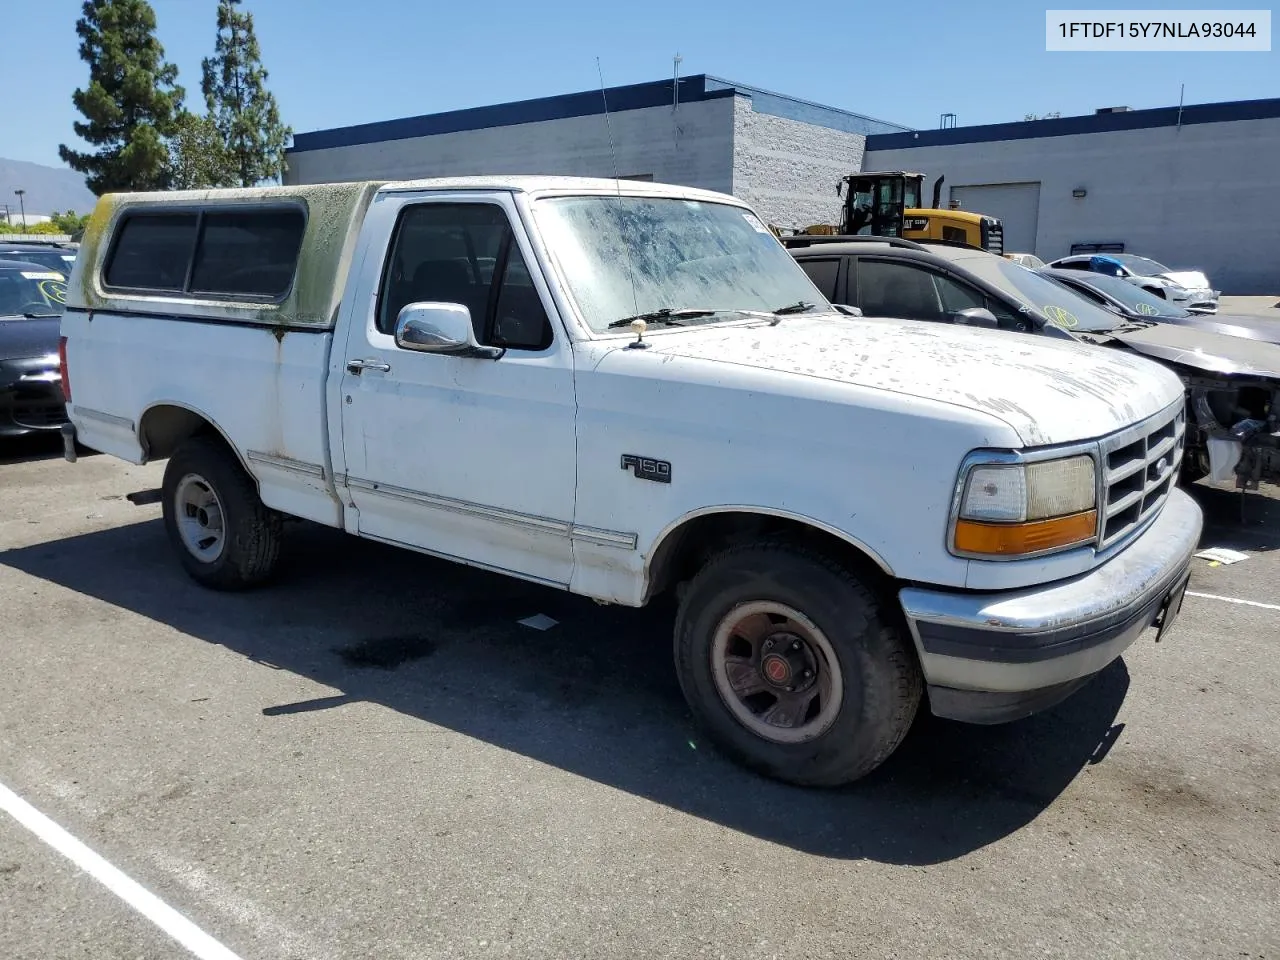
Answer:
[137,401,254,477]
[643,506,896,604]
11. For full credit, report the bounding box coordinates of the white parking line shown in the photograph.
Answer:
[0,780,246,960]
[1188,591,1280,613]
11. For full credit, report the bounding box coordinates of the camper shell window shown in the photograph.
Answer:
[103,204,306,300]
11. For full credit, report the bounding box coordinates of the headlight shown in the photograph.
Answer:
[951,454,1097,558]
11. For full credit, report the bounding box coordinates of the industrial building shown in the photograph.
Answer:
[862,98,1280,294]
[284,74,910,231]
[286,78,1280,293]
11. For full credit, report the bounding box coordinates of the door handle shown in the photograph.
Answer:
[346,358,391,375]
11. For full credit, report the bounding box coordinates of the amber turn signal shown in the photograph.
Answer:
[954,510,1098,557]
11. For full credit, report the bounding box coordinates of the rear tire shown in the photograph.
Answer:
[161,435,282,590]
[673,541,922,787]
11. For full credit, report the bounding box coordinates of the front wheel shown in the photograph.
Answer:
[673,542,922,787]
[161,436,282,590]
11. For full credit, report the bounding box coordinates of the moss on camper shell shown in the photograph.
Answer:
[70,181,387,330]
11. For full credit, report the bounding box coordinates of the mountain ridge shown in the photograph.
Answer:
[0,158,98,220]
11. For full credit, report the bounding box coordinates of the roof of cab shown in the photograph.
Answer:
[376,175,746,205]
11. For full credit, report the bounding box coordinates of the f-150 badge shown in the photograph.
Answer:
[621,455,671,484]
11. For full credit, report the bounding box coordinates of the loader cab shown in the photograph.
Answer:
[835,170,1004,255]
[839,171,924,239]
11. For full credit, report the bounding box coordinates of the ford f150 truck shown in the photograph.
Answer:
[58,177,1203,787]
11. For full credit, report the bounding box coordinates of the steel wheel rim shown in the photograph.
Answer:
[174,473,226,563]
[710,600,844,744]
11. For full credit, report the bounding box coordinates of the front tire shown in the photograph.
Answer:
[161,436,282,590]
[673,542,922,787]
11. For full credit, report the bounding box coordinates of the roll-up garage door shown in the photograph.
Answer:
[950,182,1042,255]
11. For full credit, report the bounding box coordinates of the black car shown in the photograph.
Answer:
[1039,266,1280,346]
[787,236,1280,487]
[0,240,78,276]
[0,260,68,438]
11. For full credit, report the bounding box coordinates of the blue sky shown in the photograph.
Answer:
[1,0,1276,169]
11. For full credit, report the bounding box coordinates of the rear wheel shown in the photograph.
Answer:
[674,542,922,787]
[161,436,282,590]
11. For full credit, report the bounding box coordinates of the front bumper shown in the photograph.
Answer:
[1181,288,1219,313]
[0,358,67,437]
[899,487,1202,723]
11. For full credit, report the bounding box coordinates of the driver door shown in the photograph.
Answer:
[333,193,577,587]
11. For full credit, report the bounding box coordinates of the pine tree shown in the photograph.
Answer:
[201,0,291,187]
[58,0,185,195]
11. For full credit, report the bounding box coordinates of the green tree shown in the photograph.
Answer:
[201,0,291,186]
[50,210,93,236]
[168,111,233,189]
[58,0,186,195]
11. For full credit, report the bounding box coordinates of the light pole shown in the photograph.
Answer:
[14,190,27,232]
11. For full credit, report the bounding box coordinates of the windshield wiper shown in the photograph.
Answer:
[22,312,60,318]
[606,308,717,329]
[771,300,817,315]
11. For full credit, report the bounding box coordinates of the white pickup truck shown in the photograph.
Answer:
[59,176,1202,786]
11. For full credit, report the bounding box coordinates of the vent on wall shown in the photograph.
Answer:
[1070,242,1126,255]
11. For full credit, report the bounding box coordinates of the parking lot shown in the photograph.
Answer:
[1,435,1277,960]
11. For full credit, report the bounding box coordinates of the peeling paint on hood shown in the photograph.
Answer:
[643,315,1186,447]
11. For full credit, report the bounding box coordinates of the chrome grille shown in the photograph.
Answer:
[1098,404,1184,548]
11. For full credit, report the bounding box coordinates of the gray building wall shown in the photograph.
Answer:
[730,96,865,230]
[285,97,737,193]
[864,116,1280,294]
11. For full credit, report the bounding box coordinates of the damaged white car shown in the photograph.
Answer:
[1048,253,1219,314]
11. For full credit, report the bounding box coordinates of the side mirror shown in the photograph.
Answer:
[394,302,503,360]
[954,307,999,328]
[833,304,863,317]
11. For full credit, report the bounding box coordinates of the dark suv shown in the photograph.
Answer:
[785,236,1047,335]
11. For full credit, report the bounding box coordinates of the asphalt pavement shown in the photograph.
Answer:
[1,434,1277,960]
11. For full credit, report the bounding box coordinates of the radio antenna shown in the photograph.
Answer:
[597,57,622,183]
[596,57,642,335]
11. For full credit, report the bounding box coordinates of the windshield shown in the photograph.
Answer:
[531,195,829,333]
[1111,254,1171,275]
[1067,271,1191,318]
[949,253,1122,333]
[0,268,67,318]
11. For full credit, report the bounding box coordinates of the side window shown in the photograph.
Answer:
[797,258,840,301]
[491,242,552,350]
[379,203,551,350]
[104,214,198,290]
[933,274,986,314]
[104,207,304,298]
[855,259,944,322]
[190,209,305,298]
[1065,281,1105,305]
[1058,259,1090,271]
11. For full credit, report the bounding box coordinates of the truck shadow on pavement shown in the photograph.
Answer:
[2,516,1137,866]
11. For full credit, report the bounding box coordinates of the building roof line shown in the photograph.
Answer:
[865,96,1280,150]
[703,74,911,131]
[287,73,912,154]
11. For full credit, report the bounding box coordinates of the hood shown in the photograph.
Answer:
[1110,322,1280,379]
[640,316,1184,447]
[1157,270,1211,291]
[0,317,61,363]
[1153,311,1280,346]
